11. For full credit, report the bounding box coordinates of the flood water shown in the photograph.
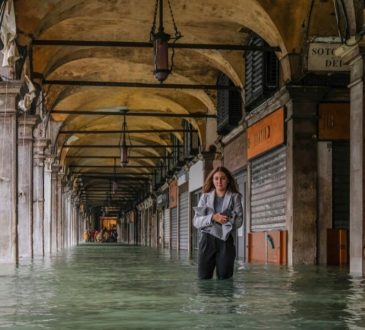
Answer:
[1,244,365,329]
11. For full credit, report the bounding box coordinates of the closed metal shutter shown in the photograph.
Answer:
[251,146,286,231]
[191,190,202,253]
[129,223,134,244]
[234,171,246,259]
[171,208,178,249]
[163,208,170,248]
[179,191,189,250]
[333,142,350,229]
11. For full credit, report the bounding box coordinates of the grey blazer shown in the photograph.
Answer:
[193,190,243,241]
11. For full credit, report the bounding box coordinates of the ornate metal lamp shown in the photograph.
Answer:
[120,110,130,167]
[150,0,182,82]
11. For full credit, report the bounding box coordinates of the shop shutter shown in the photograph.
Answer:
[163,208,170,248]
[234,171,247,259]
[332,142,350,229]
[179,191,189,250]
[251,146,286,231]
[129,223,134,244]
[171,207,178,249]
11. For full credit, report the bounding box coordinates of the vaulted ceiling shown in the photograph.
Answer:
[14,0,355,209]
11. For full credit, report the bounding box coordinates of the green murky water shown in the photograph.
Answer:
[0,244,365,329]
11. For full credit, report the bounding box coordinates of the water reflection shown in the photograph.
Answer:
[0,245,364,329]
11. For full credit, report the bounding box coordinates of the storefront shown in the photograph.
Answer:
[178,172,189,251]
[247,107,288,265]
[317,103,350,265]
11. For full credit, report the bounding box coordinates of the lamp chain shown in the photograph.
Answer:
[167,0,181,40]
[150,0,159,40]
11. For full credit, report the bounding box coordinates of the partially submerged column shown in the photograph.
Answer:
[57,171,64,250]
[17,115,37,258]
[43,153,54,255]
[0,82,21,263]
[342,44,365,275]
[51,162,61,253]
[286,87,326,265]
[33,126,49,257]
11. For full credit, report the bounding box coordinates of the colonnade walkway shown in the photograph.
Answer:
[0,244,364,329]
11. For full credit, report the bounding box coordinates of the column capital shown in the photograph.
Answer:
[0,81,23,115]
[33,138,50,167]
[18,115,38,141]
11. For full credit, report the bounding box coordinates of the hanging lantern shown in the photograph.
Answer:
[120,110,129,167]
[150,0,182,83]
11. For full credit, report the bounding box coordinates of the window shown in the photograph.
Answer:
[216,73,242,135]
[245,34,279,110]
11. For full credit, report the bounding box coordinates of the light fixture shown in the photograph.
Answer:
[112,158,118,194]
[120,109,130,167]
[150,0,182,82]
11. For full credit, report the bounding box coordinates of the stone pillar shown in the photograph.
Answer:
[0,82,21,263]
[63,185,72,248]
[33,135,49,257]
[57,172,64,250]
[286,87,327,265]
[17,115,37,258]
[342,45,365,275]
[43,154,54,255]
[50,162,61,253]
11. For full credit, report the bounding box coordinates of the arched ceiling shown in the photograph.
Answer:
[14,0,347,209]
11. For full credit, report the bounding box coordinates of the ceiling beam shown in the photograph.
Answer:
[43,79,239,90]
[59,129,196,134]
[64,144,177,148]
[52,110,215,118]
[80,174,151,179]
[69,165,160,168]
[32,39,280,52]
[67,155,172,159]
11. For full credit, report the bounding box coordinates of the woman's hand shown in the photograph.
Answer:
[212,213,228,224]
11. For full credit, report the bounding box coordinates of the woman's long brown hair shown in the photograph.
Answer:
[203,166,240,194]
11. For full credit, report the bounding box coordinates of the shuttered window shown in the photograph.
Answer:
[217,73,242,135]
[245,34,279,110]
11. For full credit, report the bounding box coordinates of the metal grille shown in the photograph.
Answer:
[234,171,247,259]
[171,207,178,249]
[191,190,202,253]
[333,142,350,229]
[251,146,286,231]
[179,191,189,250]
[163,208,170,248]
[129,223,134,245]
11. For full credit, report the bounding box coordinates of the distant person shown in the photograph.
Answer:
[193,166,243,280]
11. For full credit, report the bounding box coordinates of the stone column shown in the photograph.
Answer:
[0,82,21,263]
[33,133,49,257]
[342,44,365,275]
[43,154,54,255]
[50,162,61,253]
[17,115,37,259]
[57,172,64,251]
[286,87,328,265]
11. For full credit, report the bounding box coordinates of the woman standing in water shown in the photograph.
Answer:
[193,166,243,280]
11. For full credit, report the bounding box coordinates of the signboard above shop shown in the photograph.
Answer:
[247,107,285,160]
[308,42,350,72]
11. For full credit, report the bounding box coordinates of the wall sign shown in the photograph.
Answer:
[308,43,350,72]
[169,180,177,209]
[318,103,350,140]
[247,107,285,160]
